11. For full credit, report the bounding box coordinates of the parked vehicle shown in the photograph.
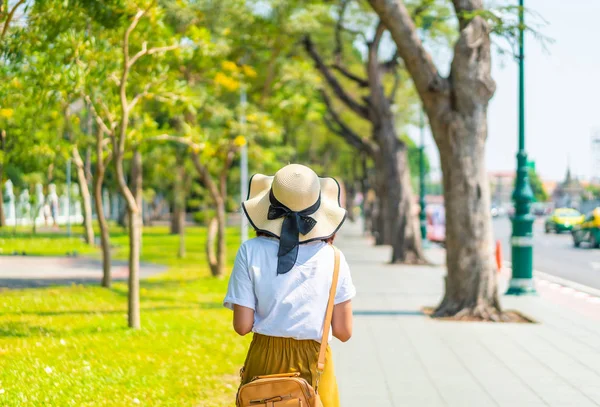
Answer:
[544,208,584,233]
[426,204,445,244]
[572,208,600,248]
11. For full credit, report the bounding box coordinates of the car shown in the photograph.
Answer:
[544,208,584,233]
[572,208,600,248]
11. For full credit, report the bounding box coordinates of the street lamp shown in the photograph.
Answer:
[507,0,536,295]
[418,17,434,243]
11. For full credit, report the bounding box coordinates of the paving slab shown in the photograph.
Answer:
[333,221,600,407]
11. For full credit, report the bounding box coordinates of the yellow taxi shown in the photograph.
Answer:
[544,208,584,233]
[572,208,600,248]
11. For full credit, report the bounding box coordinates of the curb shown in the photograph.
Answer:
[505,260,600,300]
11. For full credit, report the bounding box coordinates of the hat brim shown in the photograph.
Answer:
[242,174,347,243]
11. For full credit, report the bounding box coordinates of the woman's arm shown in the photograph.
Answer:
[233,305,255,336]
[332,300,353,342]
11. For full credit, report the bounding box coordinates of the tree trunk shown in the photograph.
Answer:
[72,146,95,245]
[0,130,6,227]
[127,206,141,329]
[345,181,356,222]
[169,161,185,236]
[93,148,111,288]
[127,149,143,329]
[171,161,186,257]
[206,216,218,276]
[170,204,184,235]
[373,120,425,264]
[391,146,426,264]
[0,174,5,227]
[366,0,501,318]
[431,120,500,319]
[215,198,226,277]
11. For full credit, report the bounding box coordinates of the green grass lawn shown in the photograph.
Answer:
[0,224,250,406]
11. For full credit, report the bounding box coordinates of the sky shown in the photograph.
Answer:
[414,0,600,182]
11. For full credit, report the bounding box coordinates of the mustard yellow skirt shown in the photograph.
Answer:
[241,333,340,407]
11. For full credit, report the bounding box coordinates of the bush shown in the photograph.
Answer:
[193,208,216,225]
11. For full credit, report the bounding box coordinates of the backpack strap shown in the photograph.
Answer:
[317,245,341,374]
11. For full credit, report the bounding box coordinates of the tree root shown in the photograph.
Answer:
[432,301,510,322]
[391,251,431,266]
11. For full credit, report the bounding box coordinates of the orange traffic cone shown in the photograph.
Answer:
[495,240,502,272]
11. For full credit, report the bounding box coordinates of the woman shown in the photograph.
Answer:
[224,164,356,407]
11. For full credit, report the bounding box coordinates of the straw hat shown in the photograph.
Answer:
[242,164,347,243]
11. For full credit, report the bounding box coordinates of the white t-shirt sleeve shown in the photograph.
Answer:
[334,250,356,305]
[223,244,256,311]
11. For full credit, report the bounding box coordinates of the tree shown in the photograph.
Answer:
[367,0,502,319]
[83,2,187,328]
[93,125,113,287]
[303,2,426,264]
[528,168,547,202]
[1,0,29,228]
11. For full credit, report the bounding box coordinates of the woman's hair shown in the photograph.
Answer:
[256,230,336,244]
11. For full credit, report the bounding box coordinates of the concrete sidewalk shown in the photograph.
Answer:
[333,221,600,407]
[0,256,165,288]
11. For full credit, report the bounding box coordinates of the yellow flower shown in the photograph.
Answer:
[246,113,257,123]
[242,65,257,78]
[222,28,231,36]
[221,60,238,72]
[214,72,240,92]
[234,135,247,147]
[0,108,14,119]
[11,78,22,89]
[203,144,216,157]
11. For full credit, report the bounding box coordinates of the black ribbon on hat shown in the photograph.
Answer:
[268,189,320,275]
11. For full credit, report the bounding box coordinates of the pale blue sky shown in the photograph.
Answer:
[415,0,600,182]
[488,0,600,181]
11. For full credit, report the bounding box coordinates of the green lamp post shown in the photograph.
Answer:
[418,17,434,242]
[507,0,536,295]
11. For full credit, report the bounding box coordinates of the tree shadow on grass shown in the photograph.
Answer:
[0,321,57,338]
[0,303,221,319]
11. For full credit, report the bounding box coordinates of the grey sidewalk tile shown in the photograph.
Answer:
[499,325,600,405]
[333,221,600,407]
[400,319,499,407]
[534,324,600,376]
[504,296,600,341]
[475,326,599,407]
[438,323,548,406]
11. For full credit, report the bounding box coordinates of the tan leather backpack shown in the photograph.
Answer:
[236,246,341,407]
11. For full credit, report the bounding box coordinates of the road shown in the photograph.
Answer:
[494,217,600,290]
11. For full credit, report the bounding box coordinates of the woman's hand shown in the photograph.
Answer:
[233,305,255,336]
[332,300,353,342]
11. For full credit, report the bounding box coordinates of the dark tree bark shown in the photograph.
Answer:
[304,20,425,264]
[93,127,112,288]
[170,159,186,258]
[169,153,186,239]
[368,0,501,318]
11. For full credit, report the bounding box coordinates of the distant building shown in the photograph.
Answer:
[488,171,514,208]
[552,167,584,209]
[592,129,600,183]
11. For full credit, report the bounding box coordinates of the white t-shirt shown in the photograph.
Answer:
[223,236,356,342]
